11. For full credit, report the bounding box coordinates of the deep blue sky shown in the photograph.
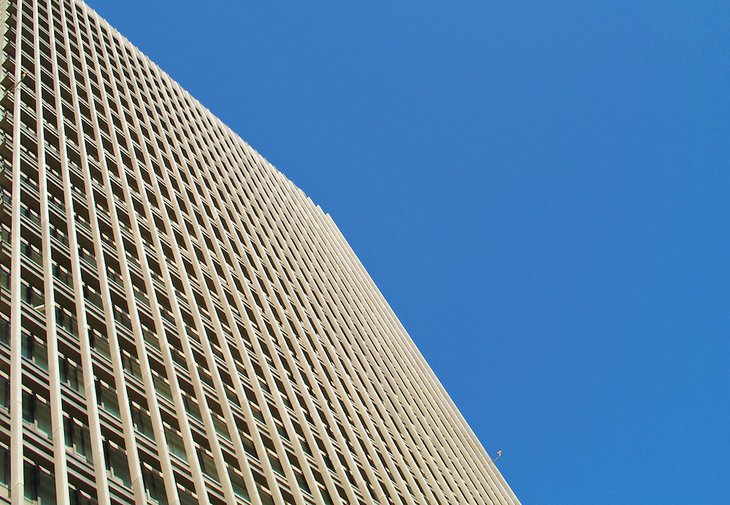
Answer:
[86,1,730,503]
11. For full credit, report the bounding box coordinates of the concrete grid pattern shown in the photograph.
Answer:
[0,0,520,503]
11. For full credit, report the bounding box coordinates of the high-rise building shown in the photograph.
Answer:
[0,0,520,504]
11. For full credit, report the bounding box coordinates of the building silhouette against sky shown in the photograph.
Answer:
[0,0,520,503]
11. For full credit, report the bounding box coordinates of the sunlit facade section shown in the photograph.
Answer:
[0,0,520,503]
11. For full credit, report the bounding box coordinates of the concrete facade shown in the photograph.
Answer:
[0,0,520,503]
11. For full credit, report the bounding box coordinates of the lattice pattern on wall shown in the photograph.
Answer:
[0,1,520,504]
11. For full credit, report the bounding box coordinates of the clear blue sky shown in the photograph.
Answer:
[87,1,730,503]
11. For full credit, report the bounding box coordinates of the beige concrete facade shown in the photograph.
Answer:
[0,0,521,503]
